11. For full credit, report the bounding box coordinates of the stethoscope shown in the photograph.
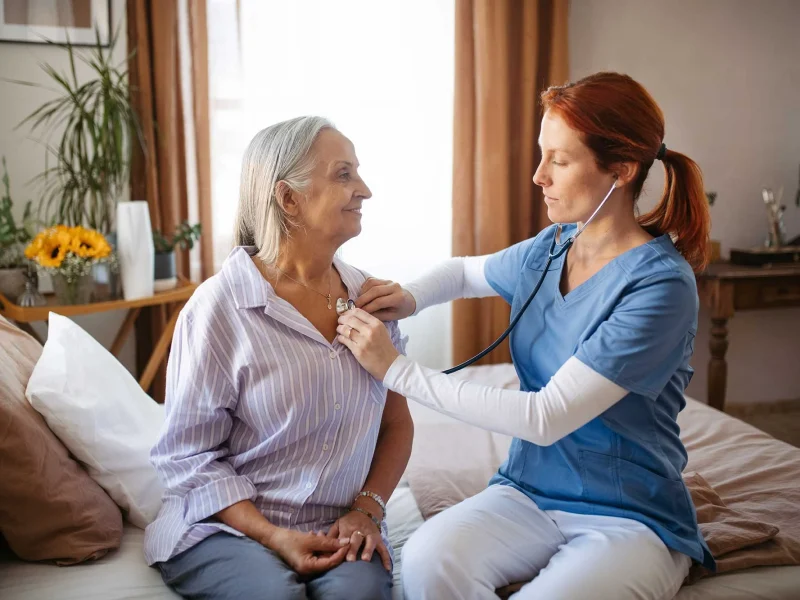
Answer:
[441,179,619,374]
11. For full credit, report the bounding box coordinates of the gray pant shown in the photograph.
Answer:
[157,532,392,600]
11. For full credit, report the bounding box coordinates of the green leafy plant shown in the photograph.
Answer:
[153,221,202,254]
[0,158,37,269]
[8,27,142,235]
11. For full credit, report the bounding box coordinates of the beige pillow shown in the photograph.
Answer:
[0,316,122,564]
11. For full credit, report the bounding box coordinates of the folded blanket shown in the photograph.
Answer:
[684,471,800,582]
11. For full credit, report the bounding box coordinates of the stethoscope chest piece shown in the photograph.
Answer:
[336,298,356,315]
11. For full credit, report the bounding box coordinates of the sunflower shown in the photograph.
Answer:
[24,234,45,260]
[70,227,111,259]
[34,227,72,268]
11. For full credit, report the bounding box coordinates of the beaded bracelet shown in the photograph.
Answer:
[351,506,382,529]
[356,490,387,514]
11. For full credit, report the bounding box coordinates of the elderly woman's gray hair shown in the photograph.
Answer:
[234,116,335,264]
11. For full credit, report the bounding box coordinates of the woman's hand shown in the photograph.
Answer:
[337,308,400,381]
[266,528,348,577]
[356,278,416,321]
[327,510,391,571]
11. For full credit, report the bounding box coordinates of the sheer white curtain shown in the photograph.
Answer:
[207,0,455,368]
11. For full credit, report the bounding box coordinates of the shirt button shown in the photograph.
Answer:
[329,350,336,359]
[323,444,329,451]
[306,483,313,489]
[334,403,341,410]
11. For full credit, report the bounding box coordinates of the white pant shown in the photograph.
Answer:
[401,485,691,600]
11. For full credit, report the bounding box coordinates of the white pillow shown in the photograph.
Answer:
[26,312,165,529]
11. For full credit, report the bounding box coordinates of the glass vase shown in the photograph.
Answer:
[52,273,94,305]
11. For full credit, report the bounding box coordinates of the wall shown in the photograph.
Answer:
[570,0,800,405]
[0,0,136,372]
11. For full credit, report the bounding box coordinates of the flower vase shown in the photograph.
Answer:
[52,273,94,305]
[117,201,155,300]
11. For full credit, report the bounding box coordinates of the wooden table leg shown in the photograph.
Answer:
[110,307,141,357]
[138,302,185,394]
[707,281,734,412]
[708,317,729,412]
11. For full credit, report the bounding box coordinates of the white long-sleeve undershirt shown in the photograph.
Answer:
[384,355,627,446]
[404,256,496,316]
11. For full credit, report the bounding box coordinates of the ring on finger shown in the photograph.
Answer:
[354,530,365,537]
[346,326,352,339]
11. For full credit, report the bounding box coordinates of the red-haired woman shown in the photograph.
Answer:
[337,72,715,599]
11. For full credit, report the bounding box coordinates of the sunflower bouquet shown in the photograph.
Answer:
[25,225,114,304]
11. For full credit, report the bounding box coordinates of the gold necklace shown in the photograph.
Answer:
[275,266,333,310]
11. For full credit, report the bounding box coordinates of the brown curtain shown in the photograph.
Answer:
[452,0,568,366]
[127,0,214,401]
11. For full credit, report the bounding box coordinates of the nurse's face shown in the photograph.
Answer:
[532,110,617,225]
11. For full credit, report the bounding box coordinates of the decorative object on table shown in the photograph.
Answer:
[729,246,800,266]
[116,201,154,301]
[729,187,799,266]
[16,265,46,307]
[762,187,787,248]
[795,163,800,209]
[152,221,202,292]
[705,191,721,263]
[7,25,141,236]
[0,157,37,301]
[24,225,112,305]
[0,0,110,46]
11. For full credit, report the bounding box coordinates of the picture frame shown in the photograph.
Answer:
[0,0,110,46]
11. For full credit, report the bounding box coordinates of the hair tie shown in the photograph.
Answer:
[656,142,667,161]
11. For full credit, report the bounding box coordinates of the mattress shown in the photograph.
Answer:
[2,362,798,599]
[1,484,798,599]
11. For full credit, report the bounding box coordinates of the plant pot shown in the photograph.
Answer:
[154,251,177,292]
[52,273,94,305]
[0,267,27,302]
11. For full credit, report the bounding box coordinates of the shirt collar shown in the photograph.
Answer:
[224,246,366,310]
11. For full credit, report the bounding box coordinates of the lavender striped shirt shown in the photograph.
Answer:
[143,247,406,565]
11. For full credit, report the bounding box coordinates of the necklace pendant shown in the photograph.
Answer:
[326,294,332,310]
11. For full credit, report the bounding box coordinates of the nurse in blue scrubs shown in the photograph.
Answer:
[337,71,715,599]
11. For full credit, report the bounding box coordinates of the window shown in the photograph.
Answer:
[208,0,455,367]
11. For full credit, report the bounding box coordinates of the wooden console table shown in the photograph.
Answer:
[0,279,198,394]
[697,262,800,412]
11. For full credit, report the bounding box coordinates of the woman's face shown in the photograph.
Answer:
[532,110,617,225]
[293,129,372,245]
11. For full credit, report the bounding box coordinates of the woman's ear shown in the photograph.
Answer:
[611,162,639,188]
[276,181,301,217]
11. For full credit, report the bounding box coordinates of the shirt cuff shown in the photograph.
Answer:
[185,475,258,524]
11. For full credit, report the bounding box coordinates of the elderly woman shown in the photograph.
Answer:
[143,117,412,600]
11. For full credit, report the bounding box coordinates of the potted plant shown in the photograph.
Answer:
[11,28,142,235]
[152,221,202,291]
[25,225,113,305]
[0,158,37,302]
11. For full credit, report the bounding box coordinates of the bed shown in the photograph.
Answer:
[1,364,799,599]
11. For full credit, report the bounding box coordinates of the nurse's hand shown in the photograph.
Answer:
[337,308,400,381]
[356,278,416,321]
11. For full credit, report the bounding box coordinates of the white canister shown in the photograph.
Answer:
[116,201,155,300]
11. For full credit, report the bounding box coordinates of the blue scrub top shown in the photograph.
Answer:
[484,224,715,570]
